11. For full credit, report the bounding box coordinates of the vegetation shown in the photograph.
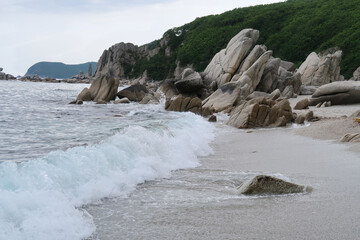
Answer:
[130,0,360,80]
[25,62,97,79]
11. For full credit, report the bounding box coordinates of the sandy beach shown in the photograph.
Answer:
[86,100,360,240]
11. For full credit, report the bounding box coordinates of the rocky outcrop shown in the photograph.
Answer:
[159,79,179,99]
[227,98,293,128]
[237,175,311,195]
[309,81,360,106]
[76,88,92,102]
[174,68,204,93]
[165,95,202,114]
[0,68,16,80]
[89,75,119,102]
[256,57,281,93]
[297,50,342,86]
[202,29,259,87]
[117,84,149,102]
[87,64,93,78]
[95,42,143,79]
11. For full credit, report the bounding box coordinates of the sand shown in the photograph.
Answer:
[86,100,360,239]
[289,96,360,152]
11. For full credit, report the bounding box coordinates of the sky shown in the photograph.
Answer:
[0,0,283,76]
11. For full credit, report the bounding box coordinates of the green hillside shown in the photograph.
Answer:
[131,0,360,80]
[25,62,97,79]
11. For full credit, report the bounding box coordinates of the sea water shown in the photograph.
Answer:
[0,81,215,240]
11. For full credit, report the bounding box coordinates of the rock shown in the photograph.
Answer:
[309,81,360,106]
[208,115,217,122]
[294,98,310,110]
[300,85,318,95]
[202,29,259,87]
[114,98,130,104]
[231,45,267,81]
[165,95,202,114]
[139,94,159,104]
[280,60,296,72]
[0,67,3,72]
[256,57,281,93]
[297,50,342,86]
[237,175,311,195]
[350,66,360,81]
[76,100,83,105]
[117,84,148,102]
[269,89,281,101]
[237,51,273,98]
[295,111,314,124]
[159,79,179,99]
[282,85,295,99]
[88,75,119,103]
[175,68,204,93]
[76,88,92,102]
[202,82,242,113]
[246,91,270,101]
[227,98,293,128]
[87,64,93,78]
[95,42,142,78]
[340,133,360,143]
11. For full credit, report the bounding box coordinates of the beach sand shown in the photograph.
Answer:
[86,100,360,239]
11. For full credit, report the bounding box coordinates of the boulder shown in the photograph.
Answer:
[237,175,311,195]
[87,64,93,78]
[280,60,296,72]
[256,57,281,93]
[114,98,130,104]
[350,66,360,81]
[297,50,342,86]
[76,88,92,102]
[237,51,273,98]
[340,133,360,143]
[89,75,119,103]
[227,98,293,129]
[165,95,202,114]
[231,45,267,81]
[202,82,242,113]
[294,98,310,110]
[202,29,259,87]
[139,94,159,104]
[117,84,148,102]
[274,67,302,97]
[175,68,204,93]
[208,115,217,122]
[159,79,179,99]
[295,111,314,124]
[309,81,360,106]
[95,42,142,78]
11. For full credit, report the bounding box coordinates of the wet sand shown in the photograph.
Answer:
[86,116,360,239]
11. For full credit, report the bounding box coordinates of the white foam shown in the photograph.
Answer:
[0,113,214,240]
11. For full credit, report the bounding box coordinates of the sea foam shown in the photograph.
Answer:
[0,113,214,240]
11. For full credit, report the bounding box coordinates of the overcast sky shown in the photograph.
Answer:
[0,0,283,76]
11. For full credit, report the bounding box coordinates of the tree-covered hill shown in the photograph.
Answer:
[25,62,97,79]
[130,0,360,80]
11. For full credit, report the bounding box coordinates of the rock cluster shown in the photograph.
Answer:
[0,68,16,80]
[227,97,293,128]
[297,50,343,86]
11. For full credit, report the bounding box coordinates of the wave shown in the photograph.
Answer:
[0,113,214,240]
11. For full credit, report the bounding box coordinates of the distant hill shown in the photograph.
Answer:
[25,62,97,79]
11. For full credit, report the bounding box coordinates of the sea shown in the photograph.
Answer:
[0,80,215,240]
[1,80,360,240]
